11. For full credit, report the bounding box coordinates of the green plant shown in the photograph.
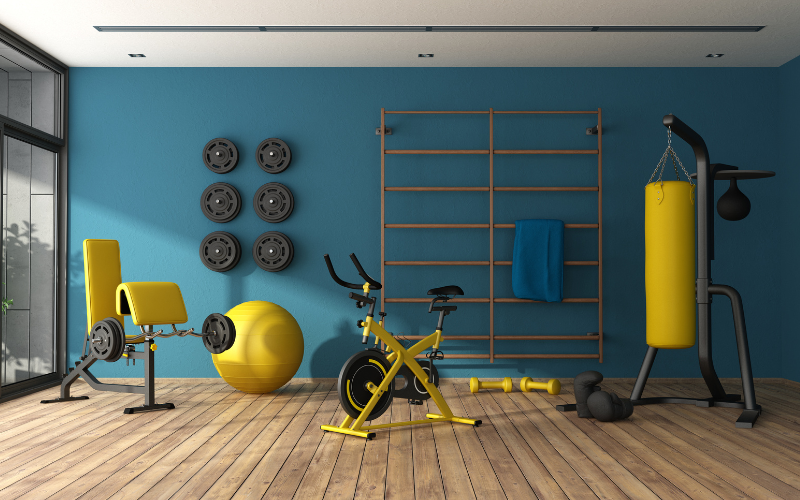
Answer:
[2,283,12,315]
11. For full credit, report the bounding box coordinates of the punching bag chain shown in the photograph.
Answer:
[647,127,694,186]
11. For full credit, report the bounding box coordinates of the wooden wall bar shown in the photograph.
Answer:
[379,108,603,362]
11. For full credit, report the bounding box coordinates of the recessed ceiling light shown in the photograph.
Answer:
[706,53,724,58]
[418,54,434,58]
[128,54,146,58]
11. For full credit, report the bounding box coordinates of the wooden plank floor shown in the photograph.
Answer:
[1,378,800,499]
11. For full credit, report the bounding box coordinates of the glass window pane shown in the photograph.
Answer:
[0,40,60,138]
[1,135,56,385]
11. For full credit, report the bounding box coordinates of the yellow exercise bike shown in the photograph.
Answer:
[321,253,481,440]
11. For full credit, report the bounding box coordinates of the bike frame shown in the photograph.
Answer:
[321,286,480,439]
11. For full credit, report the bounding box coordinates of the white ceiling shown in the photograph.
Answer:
[1,0,800,67]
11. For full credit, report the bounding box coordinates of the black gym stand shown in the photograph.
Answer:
[630,114,766,428]
[42,331,175,414]
[557,114,769,428]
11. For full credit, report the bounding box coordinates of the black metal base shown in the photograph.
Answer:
[632,394,742,407]
[558,395,762,427]
[41,395,90,404]
[43,338,173,414]
[631,396,761,425]
[123,402,175,414]
[736,409,762,429]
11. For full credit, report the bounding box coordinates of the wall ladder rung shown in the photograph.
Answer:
[385,298,598,303]
[380,107,603,363]
[401,335,600,340]
[384,261,598,266]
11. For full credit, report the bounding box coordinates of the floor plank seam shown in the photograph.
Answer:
[266,384,339,499]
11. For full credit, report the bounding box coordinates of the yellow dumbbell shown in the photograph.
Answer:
[520,377,561,395]
[469,377,513,393]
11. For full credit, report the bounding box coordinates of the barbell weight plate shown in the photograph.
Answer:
[255,138,292,174]
[104,317,126,362]
[253,182,294,223]
[90,319,123,361]
[202,313,237,354]
[203,138,239,174]
[201,182,242,223]
[252,231,294,272]
[199,231,241,272]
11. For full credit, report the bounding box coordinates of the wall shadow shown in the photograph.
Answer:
[2,220,54,385]
[309,318,354,378]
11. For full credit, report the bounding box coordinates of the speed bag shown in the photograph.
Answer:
[644,181,696,349]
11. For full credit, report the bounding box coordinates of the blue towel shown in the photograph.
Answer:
[512,219,564,302]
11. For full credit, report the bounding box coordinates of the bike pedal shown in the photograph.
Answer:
[408,400,423,405]
[427,349,445,361]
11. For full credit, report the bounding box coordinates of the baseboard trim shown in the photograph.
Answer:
[70,377,800,389]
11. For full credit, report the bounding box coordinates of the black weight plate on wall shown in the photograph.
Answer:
[201,183,242,223]
[203,138,239,173]
[200,231,241,272]
[255,138,292,174]
[252,231,294,272]
[253,182,294,223]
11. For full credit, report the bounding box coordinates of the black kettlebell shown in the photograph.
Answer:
[573,370,633,422]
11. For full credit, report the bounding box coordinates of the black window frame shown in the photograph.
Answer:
[0,22,68,402]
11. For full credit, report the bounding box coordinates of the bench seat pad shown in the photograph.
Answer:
[117,282,188,326]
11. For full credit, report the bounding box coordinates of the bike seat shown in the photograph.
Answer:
[427,285,464,296]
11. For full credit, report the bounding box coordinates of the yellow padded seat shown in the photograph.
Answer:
[84,239,189,347]
[84,239,124,332]
[117,282,188,326]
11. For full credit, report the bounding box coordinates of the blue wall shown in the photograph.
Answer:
[68,67,782,380]
[779,56,800,382]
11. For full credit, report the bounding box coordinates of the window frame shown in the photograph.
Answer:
[0,22,68,402]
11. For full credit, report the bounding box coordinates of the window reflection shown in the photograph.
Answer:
[0,40,60,137]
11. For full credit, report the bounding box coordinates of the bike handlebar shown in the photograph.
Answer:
[349,253,382,290]
[323,253,382,290]
[323,254,362,290]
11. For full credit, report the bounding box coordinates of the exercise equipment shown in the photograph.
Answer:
[199,231,241,272]
[561,371,633,422]
[644,133,697,349]
[212,301,304,393]
[469,377,512,393]
[202,313,237,354]
[714,171,765,221]
[630,115,775,428]
[253,182,294,223]
[559,116,774,428]
[203,138,239,173]
[256,138,292,174]
[42,239,236,413]
[588,391,634,422]
[252,231,294,272]
[520,377,561,395]
[201,182,241,223]
[321,253,481,439]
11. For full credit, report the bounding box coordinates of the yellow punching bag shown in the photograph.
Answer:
[645,181,696,349]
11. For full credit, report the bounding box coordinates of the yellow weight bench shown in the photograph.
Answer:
[42,239,236,414]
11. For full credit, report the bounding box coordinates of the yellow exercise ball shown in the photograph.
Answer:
[212,301,304,393]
